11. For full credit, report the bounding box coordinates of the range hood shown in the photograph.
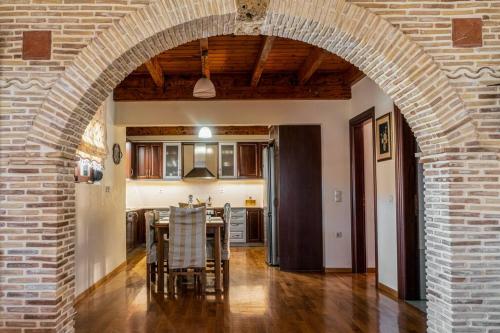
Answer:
[184,143,216,179]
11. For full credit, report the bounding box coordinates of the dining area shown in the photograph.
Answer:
[144,203,231,296]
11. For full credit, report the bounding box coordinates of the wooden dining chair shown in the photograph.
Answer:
[168,206,207,295]
[222,203,231,290]
[206,203,230,291]
[145,210,168,288]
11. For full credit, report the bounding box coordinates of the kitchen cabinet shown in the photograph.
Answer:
[125,209,148,251]
[126,211,138,251]
[163,143,182,180]
[238,143,261,178]
[133,143,163,179]
[149,144,163,179]
[125,141,134,179]
[229,208,246,243]
[246,208,264,243]
[219,143,237,178]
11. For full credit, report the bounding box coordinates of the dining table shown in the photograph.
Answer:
[154,216,224,294]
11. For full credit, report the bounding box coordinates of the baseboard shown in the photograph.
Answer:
[367,267,376,273]
[74,260,127,306]
[324,267,352,273]
[377,282,398,301]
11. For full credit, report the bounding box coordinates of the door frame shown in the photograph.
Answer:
[394,106,421,300]
[349,107,378,281]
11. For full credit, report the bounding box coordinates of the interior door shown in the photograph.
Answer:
[351,122,367,273]
[238,143,259,178]
[135,143,150,179]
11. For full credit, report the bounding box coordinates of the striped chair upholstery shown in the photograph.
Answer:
[168,206,207,270]
[144,211,157,265]
[222,203,231,261]
[145,210,168,264]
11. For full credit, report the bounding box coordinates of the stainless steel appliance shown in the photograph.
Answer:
[263,143,279,266]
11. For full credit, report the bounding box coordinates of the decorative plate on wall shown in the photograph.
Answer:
[112,143,123,165]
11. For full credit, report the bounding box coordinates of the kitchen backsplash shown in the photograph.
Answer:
[126,179,265,209]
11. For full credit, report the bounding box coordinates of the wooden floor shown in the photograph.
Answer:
[75,247,426,332]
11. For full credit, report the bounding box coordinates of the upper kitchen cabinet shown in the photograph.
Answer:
[219,143,237,179]
[149,143,163,179]
[125,141,134,179]
[133,143,163,179]
[163,143,181,180]
[238,143,261,178]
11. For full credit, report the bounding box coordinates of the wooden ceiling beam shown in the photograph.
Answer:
[200,38,210,79]
[344,66,366,87]
[126,126,270,136]
[114,72,352,100]
[251,36,276,87]
[297,48,329,85]
[144,57,164,88]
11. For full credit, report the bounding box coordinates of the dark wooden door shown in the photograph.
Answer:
[395,107,421,300]
[273,125,323,272]
[135,144,150,179]
[351,122,367,273]
[238,143,260,178]
[149,143,163,179]
[246,208,263,242]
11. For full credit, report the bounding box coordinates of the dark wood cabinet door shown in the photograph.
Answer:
[246,208,263,242]
[238,143,260,178]
[135,144,150,179]
[126,141,134,179]
[136,209,146,244]
[149,143,163,179]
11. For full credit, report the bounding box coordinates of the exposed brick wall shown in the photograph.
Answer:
[0,0,499,332]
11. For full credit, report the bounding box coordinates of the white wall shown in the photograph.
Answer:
[116,100,353,268]
[351,78,398,290]
[75,96,127,296]
[126,179,264,209]
[363,120,376,269]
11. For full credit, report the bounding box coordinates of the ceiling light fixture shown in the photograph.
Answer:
[193,76,216,98]
[193,48,216,98]
[198,126,212,139]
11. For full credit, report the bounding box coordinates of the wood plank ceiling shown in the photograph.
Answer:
[114,35,365,101]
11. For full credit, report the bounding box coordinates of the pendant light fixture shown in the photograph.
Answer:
[193,45,216,98]
[193,76,216,98]
[198,126,212,139]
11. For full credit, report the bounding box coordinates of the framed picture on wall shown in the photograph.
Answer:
[375,113,392,161]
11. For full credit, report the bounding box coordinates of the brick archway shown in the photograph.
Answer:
[9,0,496,332]
[28,0,475,155]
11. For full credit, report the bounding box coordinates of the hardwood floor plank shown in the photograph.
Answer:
[75,247,426,332]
